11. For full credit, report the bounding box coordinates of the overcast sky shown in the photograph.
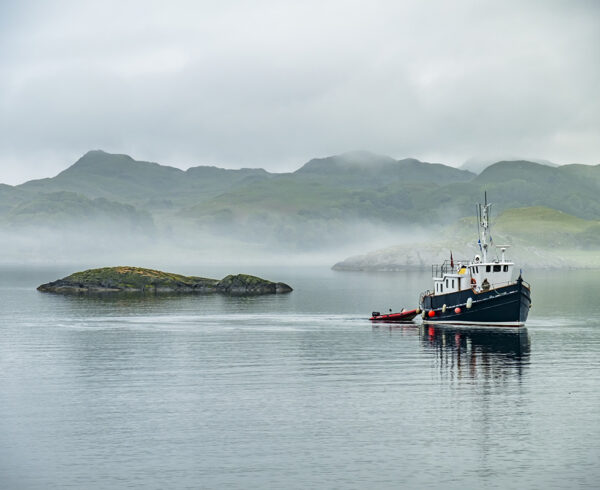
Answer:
[0,0,598,184]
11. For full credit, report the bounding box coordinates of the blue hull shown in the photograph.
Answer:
[420,277,531,326]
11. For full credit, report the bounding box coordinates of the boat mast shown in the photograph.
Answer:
[478,191,492,262]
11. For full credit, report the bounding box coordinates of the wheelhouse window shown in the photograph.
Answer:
[493,265,501,272]
[504,265,509,272]
[486,265,491,272]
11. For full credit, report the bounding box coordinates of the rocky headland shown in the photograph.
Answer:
[37,266,293,295]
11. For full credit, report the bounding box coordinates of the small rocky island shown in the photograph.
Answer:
[38,266,293,295]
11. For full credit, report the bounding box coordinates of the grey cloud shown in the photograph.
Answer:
[0,0,598,183]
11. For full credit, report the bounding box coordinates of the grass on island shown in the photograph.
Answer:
[65,266,219,289]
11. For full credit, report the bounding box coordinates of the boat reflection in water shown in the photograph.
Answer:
[421,323,530,380]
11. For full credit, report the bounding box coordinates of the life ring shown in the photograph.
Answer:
[470,277,476,286]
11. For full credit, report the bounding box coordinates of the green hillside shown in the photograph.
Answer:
[447,206,600,249]
[1,191,154,232]
[293,151,474,186]
[472,161,600,219]
[1,150,600,253]
[18,150,273,209]
[495,206,600,249]
[181,152,477,245]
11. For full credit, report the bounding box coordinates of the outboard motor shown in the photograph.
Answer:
[371,311,381,317]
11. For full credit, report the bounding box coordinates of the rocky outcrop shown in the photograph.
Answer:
[216,274,293,294]
[37,266,292,295]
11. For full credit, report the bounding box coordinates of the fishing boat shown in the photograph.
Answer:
[370,309,418,323]
[419,193,531,326]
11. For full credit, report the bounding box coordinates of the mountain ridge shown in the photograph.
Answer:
[1,149,600,258]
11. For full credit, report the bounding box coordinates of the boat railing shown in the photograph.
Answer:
[423,278,529,298]
[431,259,470,278]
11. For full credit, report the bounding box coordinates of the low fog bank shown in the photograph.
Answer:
[4,208,598,273]
[0,220,433,272]
[334,235,600,271]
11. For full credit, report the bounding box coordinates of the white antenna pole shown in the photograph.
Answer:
[479,193,491,263]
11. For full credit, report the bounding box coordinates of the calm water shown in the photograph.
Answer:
[1,266,599,489]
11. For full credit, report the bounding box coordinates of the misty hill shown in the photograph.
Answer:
[295,150,475,186]
[181,152,475,246]
[182,158,600,248]
[0,184,27,214]
[445,205,600,251]
[18,150,272,208]
[333,206,600,271]
[492,206,600,249]
[1,150,600,259]
[471,161,600,219]
[1,191,153,231]
[460,156,558,174]
[0,189,157,264]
